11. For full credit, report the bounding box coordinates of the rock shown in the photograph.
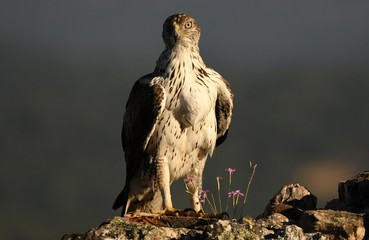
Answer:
[305,232,329,240]
[364,213,369,240]
[62,217,189,240]
[338,171,369,213]
[299,210,366,240]
[62,216,205,240]
[62,173,369,240]
[256,213,310,239]
[258,183,317,220]
[325,171,369,213]
[62,215,261,240]
[205,219,260,240]
[263,225,306,240]
[256,213,289,230]
[325,199,350,211]
[277,225,306,240]
[259,227,275,239]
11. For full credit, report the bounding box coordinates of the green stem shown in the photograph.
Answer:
[226,172,232,212]
[232,195,236,219]
[205,194,217,215]
[211,193,217,214]
[240,162,257,219]
[217,178,222,213]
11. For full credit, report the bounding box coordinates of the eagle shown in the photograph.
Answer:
[113,13,233,216]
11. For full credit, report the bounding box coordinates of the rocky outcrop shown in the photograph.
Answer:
[257,183,317,221]
[62,171,369,240]
[325,171,369,214]
[62,215,261,240]
[300,210,366,240]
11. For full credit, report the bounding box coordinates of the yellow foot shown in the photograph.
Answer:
[152,207,181,216]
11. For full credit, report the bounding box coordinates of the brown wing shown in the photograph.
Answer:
[113,74,166,212]
[215,77,233,146]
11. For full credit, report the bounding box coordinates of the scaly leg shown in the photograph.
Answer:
[159,157,173,209]
[152,157,177,214]
[185,161,205,212]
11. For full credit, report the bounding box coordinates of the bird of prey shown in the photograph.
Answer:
[113,13,233,216]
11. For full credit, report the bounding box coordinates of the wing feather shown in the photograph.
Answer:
[113,74,166,211]
[215,77,233,146]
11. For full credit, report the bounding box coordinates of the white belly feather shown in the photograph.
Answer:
[178,83,213,128]
[147,78,217,181]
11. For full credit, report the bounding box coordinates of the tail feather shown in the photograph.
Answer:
[112,186,129,216]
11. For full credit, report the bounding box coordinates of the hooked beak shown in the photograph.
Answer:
[173,23,182,40]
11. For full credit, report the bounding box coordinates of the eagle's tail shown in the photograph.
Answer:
[112,185,129,216]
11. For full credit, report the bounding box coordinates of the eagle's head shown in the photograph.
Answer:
[162,13,201,48]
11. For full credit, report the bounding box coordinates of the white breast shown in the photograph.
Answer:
[163,50,217,130]
[177,82,215,128]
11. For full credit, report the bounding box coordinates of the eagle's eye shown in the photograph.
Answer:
[185,22,192,29]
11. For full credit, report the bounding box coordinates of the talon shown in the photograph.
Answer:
[153,207,226,219]
[152,207,181,216]
[182,208,199,217]
[183,208,197,213]
[219,212,229,219]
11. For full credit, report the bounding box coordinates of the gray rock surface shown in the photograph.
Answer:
[256,213,289,230]
[299,210,366,240]
[62,172,369,240]
[325,171,369,214]
[62,216,261,240]
[258,183,317,221]
[339,171,369,206]
[275,225,306,240]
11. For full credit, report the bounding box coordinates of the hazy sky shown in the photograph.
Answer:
[2,1,369,66]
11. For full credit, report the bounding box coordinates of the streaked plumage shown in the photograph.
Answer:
[113,13,233,215]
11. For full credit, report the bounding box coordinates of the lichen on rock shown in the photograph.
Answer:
[62,171,369,240]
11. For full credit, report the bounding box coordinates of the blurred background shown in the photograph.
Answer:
[1,1,369,239]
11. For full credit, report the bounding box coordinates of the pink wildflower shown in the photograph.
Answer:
[225,168,236,173]
[234,190,244,197]
[184,177,194,184]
